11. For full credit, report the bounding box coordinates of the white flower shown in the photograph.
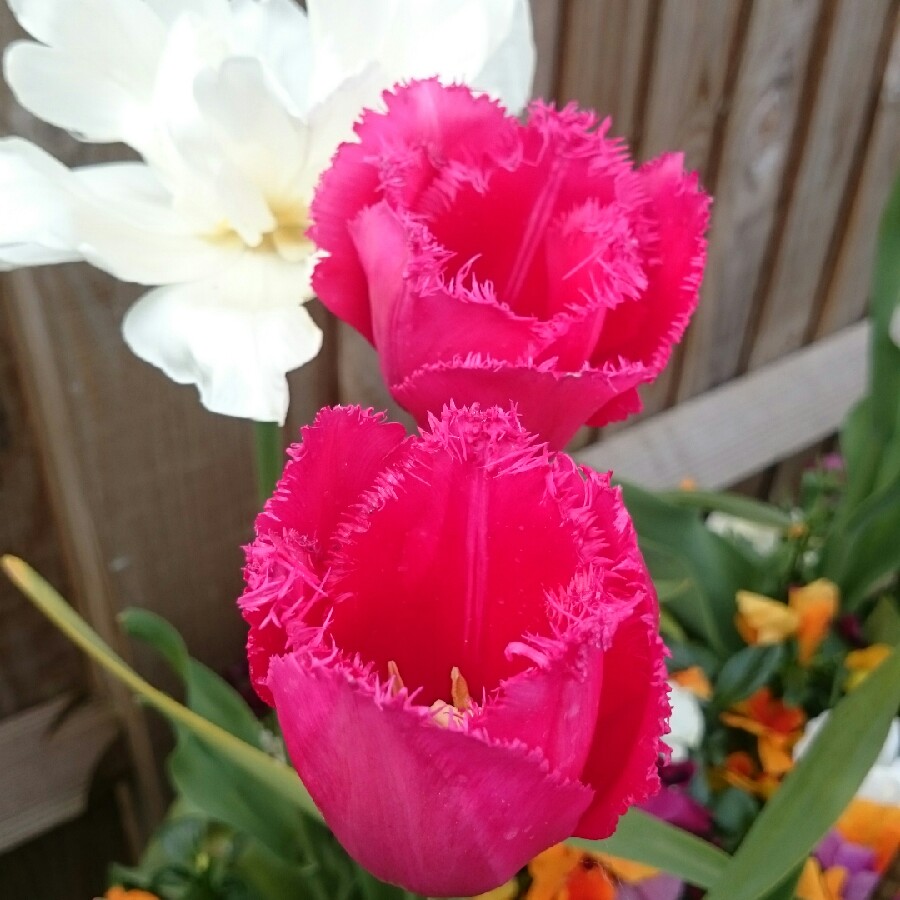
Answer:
[794,713,900,806]
[706,511,781,557]
[0,0,535,422]
[667,681,705,762]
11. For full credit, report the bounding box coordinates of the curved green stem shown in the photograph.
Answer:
[254,421,284,505]
[2,556,321,823]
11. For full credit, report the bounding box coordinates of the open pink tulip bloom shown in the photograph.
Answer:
[312,80,710,449]
[240,404,669,896]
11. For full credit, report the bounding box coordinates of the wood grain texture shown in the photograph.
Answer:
[0,695,118,853]
[640,0,743,173]
[555,0,654,143]
[529,0,563,99]
[631,0,746,419]
[677,0,822,400]
[0,297,84,718]
[815,8,900,336]
[748,0,895,369]
[579,322,868,489]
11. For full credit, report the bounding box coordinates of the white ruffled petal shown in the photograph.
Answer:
[230,0,312,112]
[471,0,535,113]
[4,42,148,145]
[0,139,228,283]
[305,0,533,110]
[122,254,321,423]
[6,0,165,145]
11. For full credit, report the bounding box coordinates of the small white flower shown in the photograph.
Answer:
[667,681,705,762]
[706,511,781,557]
[794,713,900,806]
[890,303,900,350]
[0,0,535,422]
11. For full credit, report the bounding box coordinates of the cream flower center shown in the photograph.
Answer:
[210,199,314,263]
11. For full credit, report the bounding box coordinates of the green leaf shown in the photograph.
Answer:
[1,556,321,824]
[713,645,786,710]
[120,608,262,745]
[568,809,729,889]
[619,482,758,655]
[168,731,308,862]
[703,643,900,900]
[760,864,805,900]
[657,489,792,530]
[820,476,900,608]
[865,595,900,645]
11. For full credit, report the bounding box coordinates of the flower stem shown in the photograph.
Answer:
[254,420,284,505]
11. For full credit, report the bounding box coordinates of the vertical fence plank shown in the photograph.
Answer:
[676,0,822,400]
[747,0,895,369]
[815,10,900,335]
[640,0,744,173]
[632,0,746,418]
[530,0,563,99]
[555,0,655,143]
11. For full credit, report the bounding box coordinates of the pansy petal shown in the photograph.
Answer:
[392,356,646,450]
[269,649,593,897]
[122,255,320,423]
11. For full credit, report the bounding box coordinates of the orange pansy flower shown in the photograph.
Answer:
[734,580,838,665]
[836,798,900,872]
[526,843,660,900]
[844,643,891,691]
[104,889,159,900]
[715,751,780,799]
[720,688,806,776]
[795,857,846,900]
[671,666,712,700]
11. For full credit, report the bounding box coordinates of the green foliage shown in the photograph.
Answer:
[703,645,900,900]
[619,482,762,656]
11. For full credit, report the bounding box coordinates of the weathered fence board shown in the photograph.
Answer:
[676,0,822,400]
[748,0,895,369]
[579,322,868,489]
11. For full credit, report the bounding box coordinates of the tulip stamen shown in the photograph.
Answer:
[451,666,472,712]
[387,659,405,696]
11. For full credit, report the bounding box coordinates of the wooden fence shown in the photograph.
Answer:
[0,0,898,895]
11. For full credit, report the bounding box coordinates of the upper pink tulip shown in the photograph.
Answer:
[240,404,669,896]
[311,80,710,449]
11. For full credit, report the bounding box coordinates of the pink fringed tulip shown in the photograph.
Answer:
[240,404,669,896]
[311,80,710,448]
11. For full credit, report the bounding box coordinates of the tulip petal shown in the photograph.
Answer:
[349,202,544,383]
[311,79,517,341]
[574,495,669,837]
[256,405,409,549]
[326,405,593,703]
[122,254,320,423]
[591,154,710,373]
[269,648,593,897]
[392,355,645,450]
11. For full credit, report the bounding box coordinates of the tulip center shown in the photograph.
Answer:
[326,438,586,707]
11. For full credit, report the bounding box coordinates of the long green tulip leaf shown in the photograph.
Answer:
[568,809,730,889]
